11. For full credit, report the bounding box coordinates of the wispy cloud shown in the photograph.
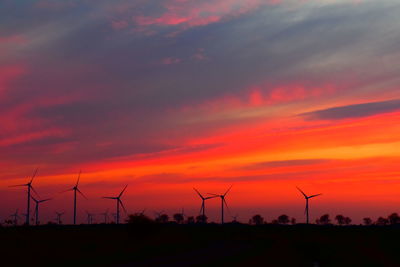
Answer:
[301,99,400,120]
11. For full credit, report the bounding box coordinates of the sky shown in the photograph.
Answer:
[1,0,400,224]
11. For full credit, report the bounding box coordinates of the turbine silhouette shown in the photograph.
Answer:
[10,209,21,226]
[62,171,87,225]
[102,185,128,224]
[296,187,322,224]
[208,185,233,224]
[9,168,39,225]
[31,196,51,225]
[55,211,65,225]
[193,188,217,220]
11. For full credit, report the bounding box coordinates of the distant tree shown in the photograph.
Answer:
[318,214,331,225]
[186,216,195,224]
[277,215,290,225]
[376,217,389,226]
[343,217,352,225]
[4,219,13,226]
[363,217,372,226]
[388,213,400,225]
[126,213,153,225]
[173,213,184,224]
[159,214,169,223]
[335,215,345,225]
[290,218,296,225]
[196,215,208,223]
[250,215,264,225]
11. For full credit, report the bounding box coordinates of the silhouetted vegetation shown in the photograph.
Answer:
[277,214,290,225]
[249,214,264,225]
[363,217,372,226]
[126,213,153,225]
[317,214,331,225]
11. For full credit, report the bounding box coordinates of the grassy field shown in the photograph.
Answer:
[2,223,400,266]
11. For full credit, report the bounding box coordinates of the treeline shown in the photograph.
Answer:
[124,212,400,226]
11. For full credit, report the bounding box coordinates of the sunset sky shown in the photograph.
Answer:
[1,0,400,224]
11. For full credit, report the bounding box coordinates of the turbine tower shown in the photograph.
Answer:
[102,185,128,224]
[296,187,322,224]
[193,188,217,220]
[208,185,233,224]
[100,210,109,224]
[10,168,39,225]
[63,171,87,225]
[31,196,51,225]
[55,212,64,225]
[10,209,21,226]
[86,211,94,224]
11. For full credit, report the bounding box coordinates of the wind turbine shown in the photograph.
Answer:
[55,212,64,225]
[193,188,217,220]
[10,209,21,226]
[296,187,322,224]
[208,185,233,224]
[100,210,109,224]
[63,171,87,225]
[102,185,128,224]
[31,196,51,225]
[86,211,94,224]
[9,168,39,225]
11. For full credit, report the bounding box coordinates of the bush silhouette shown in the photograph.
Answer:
[388,213,400,225]
[277,215,289,225]
[363,217,372,226]
[126,213,153,225]
[250,214,264,225]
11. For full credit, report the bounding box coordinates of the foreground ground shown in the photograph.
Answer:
[1,223,399,266]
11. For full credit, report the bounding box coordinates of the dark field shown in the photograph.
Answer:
[2,224,400,266]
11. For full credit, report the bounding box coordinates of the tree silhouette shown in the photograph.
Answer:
[388,213,400,225]
[376,217,389,226]
[344,216,352,225]
[250,214,264,225]
[277,215,289,225]
[196,215,208,223]
[126,213,153,225]
[173,213,184,224]
[335,215,345,225]
[318,214,331,225]
[290,217,296,225]
[363,217,372,226]
[158,214,169,223]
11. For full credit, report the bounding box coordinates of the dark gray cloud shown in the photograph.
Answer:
[301,99,400,120]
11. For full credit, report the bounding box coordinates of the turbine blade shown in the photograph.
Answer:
[30,185,40,197]
[77,188,88,200]
[30,168,39,183]
[75,170,81,187]
[223,198,230,214]
[31,196,38,202]
[205,195,218,200]
[193,188,204,199]
[119,199,127,213]
[40,198,52,203]
[102,196,115,199]
[9,184,27,187]
[296,186,307,198]
[309,193,322,198]
[118,184,128,198]
[224,185,233,196]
